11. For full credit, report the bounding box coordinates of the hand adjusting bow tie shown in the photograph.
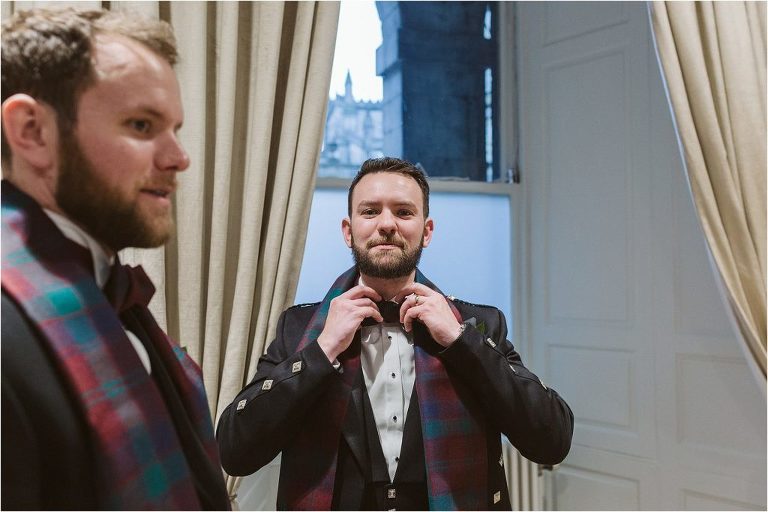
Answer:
[362,300,401,326]
[103,260,156,314]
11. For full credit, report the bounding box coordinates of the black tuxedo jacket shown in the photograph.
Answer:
[2,291,231,510]
[2,292,100,509]
[217,297,574,510]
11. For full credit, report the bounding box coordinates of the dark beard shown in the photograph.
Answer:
[55,131,172,251]
[351,233,424,279]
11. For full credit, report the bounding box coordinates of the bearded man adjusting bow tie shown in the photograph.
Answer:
[217,157,574,510]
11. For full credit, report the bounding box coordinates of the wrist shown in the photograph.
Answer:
[438,321,466,347]
[317,334,340,363]
[452,321,467,343]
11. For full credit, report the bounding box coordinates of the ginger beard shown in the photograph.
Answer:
[351,232,425,279]
[55,131,176,252]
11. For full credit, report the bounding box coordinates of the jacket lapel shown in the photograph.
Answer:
[341,338,369,475]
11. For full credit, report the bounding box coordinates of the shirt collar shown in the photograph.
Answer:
[43,209,114,288]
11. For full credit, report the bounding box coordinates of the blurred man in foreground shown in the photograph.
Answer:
[1,8,229,509]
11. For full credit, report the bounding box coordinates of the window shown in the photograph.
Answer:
[294,187,512,323]
[299,1,513,328]
[319,1,500,181]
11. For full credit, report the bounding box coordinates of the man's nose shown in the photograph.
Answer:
[377,209,397,233]
[155,133,190,172]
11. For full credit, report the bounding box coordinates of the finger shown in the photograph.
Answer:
[360,305,383,323]
[393,285,417,304]
[408,282,438,298]
[339,285,363,299]
[402,305,422,332]
[347,285,383,302]
[393,283,437,303]
[349,297,377,309]
[338,287,382,306]
[399,294,419,323]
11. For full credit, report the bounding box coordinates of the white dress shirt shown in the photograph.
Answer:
[358,278,416,481]
[44,210,152,374]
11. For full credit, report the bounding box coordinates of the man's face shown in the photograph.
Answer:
[55,34,189,251]
[343,172,433,279]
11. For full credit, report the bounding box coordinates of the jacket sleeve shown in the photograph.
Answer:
[2,379,42,509]
[438,305,574,465]
[216,308,338,476]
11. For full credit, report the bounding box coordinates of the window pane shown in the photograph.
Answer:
[321,1,383,178]
[320,1,499,181]
[295,189,512,327]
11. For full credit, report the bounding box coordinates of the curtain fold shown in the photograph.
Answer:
[164,1,340,503]
[649,1,767,382]
[6,0,340,505]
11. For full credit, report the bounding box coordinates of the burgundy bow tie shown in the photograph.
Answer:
[103,261,156,314]
[69,243,94,276]
[362,300,401,326]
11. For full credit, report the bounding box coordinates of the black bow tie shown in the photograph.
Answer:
[103,260,156,314]
[362,300,401,326]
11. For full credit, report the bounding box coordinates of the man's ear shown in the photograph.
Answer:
[342,217,353,248]
[422,217,434,248]
[1,94,58,170]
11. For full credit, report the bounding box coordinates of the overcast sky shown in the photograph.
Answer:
[329,0,383,102]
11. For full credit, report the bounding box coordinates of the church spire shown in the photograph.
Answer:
[344,70,353,100]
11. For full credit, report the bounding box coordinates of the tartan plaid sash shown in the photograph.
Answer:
[1,182,221,509]
[285,267,487,510]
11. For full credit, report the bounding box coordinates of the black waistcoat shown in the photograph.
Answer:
[360,387,429,510]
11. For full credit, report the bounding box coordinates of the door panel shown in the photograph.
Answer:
[516,2,766,510]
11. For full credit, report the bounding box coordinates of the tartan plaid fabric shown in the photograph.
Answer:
[283,267,361,510]
[413,272,488,510]
[284,267,487,510]
[1,182,220,509]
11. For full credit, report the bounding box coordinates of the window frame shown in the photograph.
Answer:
[306,2,525,351]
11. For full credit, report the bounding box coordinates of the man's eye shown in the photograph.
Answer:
[361,209,378,216]
[398,209,414,216]
[129,119,152,134]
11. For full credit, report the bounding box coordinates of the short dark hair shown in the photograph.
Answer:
[1,7,178,167]
[347,157,430,217]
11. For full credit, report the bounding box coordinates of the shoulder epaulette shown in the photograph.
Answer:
[446,295,497,310]
[287,302,320,310]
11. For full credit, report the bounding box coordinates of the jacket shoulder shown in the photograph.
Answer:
[286,301,321,311]
[446,296,506,335]
[280,301,321,327]
[284,301,321,318]
[447,296,501,315]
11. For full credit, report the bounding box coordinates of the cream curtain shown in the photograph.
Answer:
[133,1,340,503]
[649,1,767,382]
[5,0,341,505]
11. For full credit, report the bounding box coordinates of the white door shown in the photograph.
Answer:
[515,2,766,510]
